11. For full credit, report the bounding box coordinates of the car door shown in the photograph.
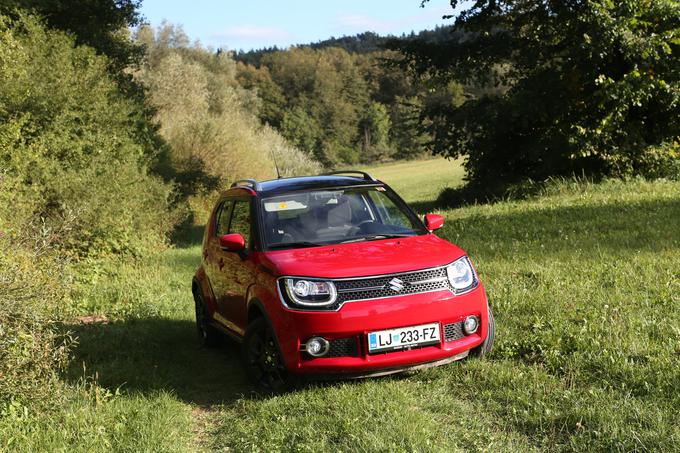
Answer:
[204,200,240,332]
[215,198,255,335]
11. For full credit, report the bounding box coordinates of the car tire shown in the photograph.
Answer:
[242,317,290,393]
[471,306,495,357]
[194,290,220,348]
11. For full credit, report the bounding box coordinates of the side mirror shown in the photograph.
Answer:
[424,213,444,231]
[219,233,246,252]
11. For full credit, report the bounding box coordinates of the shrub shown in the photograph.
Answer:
[0,231,71,409]
[621,141,680,181]
[0,13,176,258]
[0,10,176,415]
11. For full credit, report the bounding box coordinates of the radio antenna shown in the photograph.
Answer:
[270,148,282,179]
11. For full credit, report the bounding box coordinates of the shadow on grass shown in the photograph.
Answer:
[67,318,251,406]
[66,317,431,404]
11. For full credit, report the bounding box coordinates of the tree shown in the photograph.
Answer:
[360,102,392,161]
[136,24,321,188]
[395,0,680,193]
[1,0,144,71]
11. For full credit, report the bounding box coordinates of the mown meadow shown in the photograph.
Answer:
[3,158,678,452]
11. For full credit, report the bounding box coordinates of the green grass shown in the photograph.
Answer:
[365,157,465,205]
[3,172,679,452]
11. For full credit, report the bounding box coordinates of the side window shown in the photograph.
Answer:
[229,200,251,247]
[215,201,233,236]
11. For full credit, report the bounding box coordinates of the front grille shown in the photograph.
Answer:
[334,267,452,305]
[328,337,358,358]
[444,322,465,342]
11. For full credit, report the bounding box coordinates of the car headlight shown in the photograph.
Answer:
[446,256,478,294]
[283,278,337,307]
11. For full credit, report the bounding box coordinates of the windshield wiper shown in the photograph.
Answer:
[340,234,415,244]
[267,241,323,250]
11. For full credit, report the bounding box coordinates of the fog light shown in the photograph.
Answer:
[305,337,329,357]
[463,315,479,335]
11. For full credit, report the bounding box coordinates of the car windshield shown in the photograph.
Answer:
[261,186,427,249]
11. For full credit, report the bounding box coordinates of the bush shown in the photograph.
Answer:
[0,10,176,415]
[0,13,176,258]
[622,142,680,181]
[0,233,71,409]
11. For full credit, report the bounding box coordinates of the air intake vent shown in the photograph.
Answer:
[443,322,465,342]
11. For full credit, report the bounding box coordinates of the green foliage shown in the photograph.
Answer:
[1,0,144,71]
[136,25,321,186]
[397,0,680,195]
[237,47,436,166]
[0,12,180,421]
[281,106,319,153]
[0,237,71,409]
[0,14,175,258]
[359,101,391,162]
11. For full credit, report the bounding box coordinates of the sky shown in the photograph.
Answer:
[139,0,457,52]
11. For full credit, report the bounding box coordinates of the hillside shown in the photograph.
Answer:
[233,26,456,65]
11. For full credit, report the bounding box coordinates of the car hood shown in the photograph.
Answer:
[262,234,466,278]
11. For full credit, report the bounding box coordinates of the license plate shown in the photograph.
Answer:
[367,322,440,353]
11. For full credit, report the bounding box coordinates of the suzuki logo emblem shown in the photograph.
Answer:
[388,278,405,292]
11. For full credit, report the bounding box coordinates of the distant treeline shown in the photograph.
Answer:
[232,27,465,167]
[234,27,455,65]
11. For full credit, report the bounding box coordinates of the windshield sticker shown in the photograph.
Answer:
[264,200,307,212]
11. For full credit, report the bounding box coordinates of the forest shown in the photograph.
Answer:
[1,0,678,450]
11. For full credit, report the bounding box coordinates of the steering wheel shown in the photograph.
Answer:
[348,220,375,236]
[271,231,294,244]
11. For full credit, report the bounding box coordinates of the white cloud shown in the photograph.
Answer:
[212,25,294,42]
[335,5,454,34]
[336,14,389,31]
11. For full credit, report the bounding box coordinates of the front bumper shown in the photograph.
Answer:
[270,285,489,375]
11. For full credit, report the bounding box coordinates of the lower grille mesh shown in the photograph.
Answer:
[328,337,358,358]
[443,322,465,342]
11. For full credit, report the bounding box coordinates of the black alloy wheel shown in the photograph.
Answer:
[194,290,219,347]
[243,318,289,392]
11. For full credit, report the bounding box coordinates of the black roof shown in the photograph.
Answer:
[256,175,383,196]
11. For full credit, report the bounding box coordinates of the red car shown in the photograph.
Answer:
[192,171,495,391]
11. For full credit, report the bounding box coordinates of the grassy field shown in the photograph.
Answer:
[3,166,679,452]
[365,157,465,204]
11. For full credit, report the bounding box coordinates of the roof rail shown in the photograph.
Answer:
[323,170,377,181]
[230,179,261,191]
